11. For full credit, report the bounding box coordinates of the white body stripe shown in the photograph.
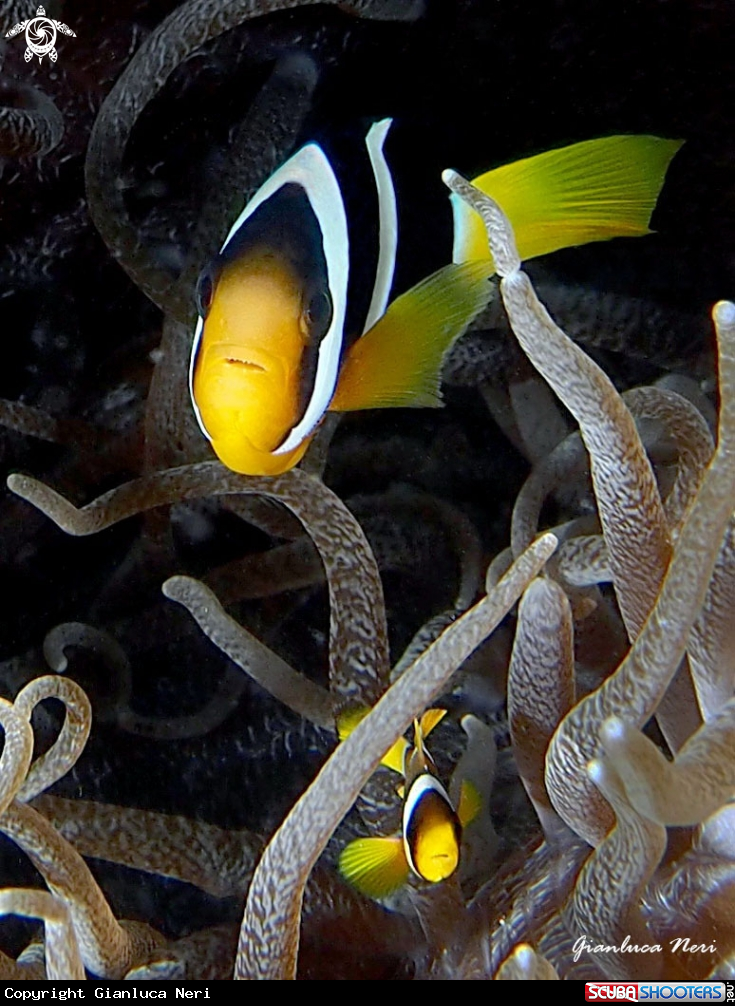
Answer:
[262,145,348,456]
[362,118,397,334]
[188,315,209,439]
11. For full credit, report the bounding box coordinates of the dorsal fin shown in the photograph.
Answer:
[363,119,398,333]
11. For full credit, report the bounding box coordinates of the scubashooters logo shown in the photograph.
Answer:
[5,5,76,64]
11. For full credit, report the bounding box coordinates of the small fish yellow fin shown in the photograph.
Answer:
[452,135,683,266]
[336,706,369,742]
[337,706,408,775]
[411,708,447,767]
[419,707,447,739]
[381,737,410,775]
[329,260,493,412]
[396,782,405,799]
[339,836,409,899]
[457,778,482,827]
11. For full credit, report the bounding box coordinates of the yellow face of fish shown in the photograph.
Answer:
[191,249,314,476]
[190,139,350,476]
[410,804,461,884]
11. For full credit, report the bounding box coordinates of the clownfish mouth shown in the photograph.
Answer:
[224,357,266,372]
[209,344,274,374]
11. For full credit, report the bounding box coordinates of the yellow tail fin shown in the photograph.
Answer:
[451,134,683,266]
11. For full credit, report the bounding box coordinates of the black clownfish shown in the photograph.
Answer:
[336,707,480,899]
[189,122,682,476]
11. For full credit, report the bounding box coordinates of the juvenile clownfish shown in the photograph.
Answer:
[190,123,682,476]
[337,707,480,899]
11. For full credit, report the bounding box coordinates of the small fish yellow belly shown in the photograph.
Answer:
[404,780,461,884]
[410,812,460,883]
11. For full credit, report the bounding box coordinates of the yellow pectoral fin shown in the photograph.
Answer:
[339,836,410,899]
[329,261,494,412]
[336,706,369,741]
[452,134,683,265]
[457,778,482,828]
[337,706,408,775]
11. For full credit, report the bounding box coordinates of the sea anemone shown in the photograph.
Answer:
[0,0,733,982]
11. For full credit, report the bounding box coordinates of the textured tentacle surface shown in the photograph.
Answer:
[688,516,735,720]
[545,302,735,844]
[8,464,389,708]
[567,758,666,979]
[0,682,164,978]
[14,677,91,803]
[508,576,574,832]
[32,796,259,899]
[0,82,63,158]
[235,533,556,979]
[495,943,560,980]
[163,575,334,730]
[444,170,735,846]
[0,889,85,980]
[601,701,735,827]
[444,170,671,644]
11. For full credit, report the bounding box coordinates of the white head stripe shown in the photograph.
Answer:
[402,773,454,839]
[189,143,349,459]
[270,145,349,455]
[188,315,211,441]
[362,118,397,334]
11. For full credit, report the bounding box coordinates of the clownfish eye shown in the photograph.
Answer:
[301,289,333,342]
[195,270,215,319]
